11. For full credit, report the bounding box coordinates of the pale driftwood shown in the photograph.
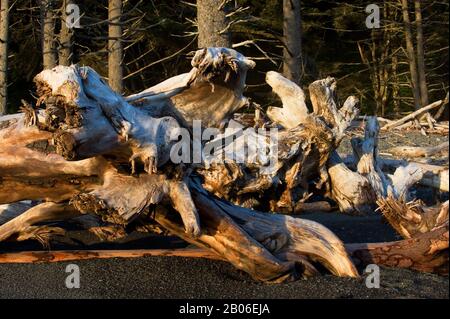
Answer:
[1,47,446,278]
[377,159,449,192]
[0,48,362,282]
[294,201,333,213]
[327,115,448,251]
[34,65,181,174]
[327,151,376,215]
[393,121,414,130]
[421,169,449,193]
[335,129,449,274]
[265,71,309,129]
[197,70,359,214]
[3,232,444,276]
[0,202,78,243]
[0,210,67,247]
[308,77,359,144]
[326,117,393,215]
[388,141,449,158]
[351,117,389,198]
[127,47,256,128]
[154,179,358,279]
[382,99,446,131]
[433,92,449,121]
[0,113,201,238]
[342,154,449,194]
[0,201,128,242]
[378,198,449,239]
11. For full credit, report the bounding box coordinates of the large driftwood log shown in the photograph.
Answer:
[381,99,447,131]
[0,248,223,264]
[0,47,447,278]
[338,117,449,273]
[0,48,362,282]
[346,221,448,276]
[343,157,449,192]
[196,73,359,213]
[388,141,449,158]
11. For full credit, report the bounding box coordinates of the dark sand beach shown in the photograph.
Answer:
[0,130,448,299]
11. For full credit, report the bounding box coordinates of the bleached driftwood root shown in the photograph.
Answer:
[0,47,446,277]
[265,71,309,128]
[329,117,449,274]
[196,72,360,214]
[126,47,256,128]
[0,48,362,282]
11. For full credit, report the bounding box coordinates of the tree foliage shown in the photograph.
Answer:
[3,0,449,117]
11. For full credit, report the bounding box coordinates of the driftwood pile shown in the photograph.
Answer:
[0,48,448,281]
[378,94,449,136]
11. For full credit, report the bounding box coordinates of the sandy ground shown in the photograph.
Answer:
[0,130,448,299]
[0,212,448,299]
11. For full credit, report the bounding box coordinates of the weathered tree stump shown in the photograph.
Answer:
[0,48,447,279]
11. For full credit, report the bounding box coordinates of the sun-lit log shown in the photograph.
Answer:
[0,47,446,279]
[346,221,448,276]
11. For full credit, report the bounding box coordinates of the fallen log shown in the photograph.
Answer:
[0,248,223,264]
[294,201,334,214]
[0,48,361,282]
[382,99,447,131]
[381,160,449,193]
[1,188,446,276]
[388,141,449,158]
[342,156,449,192]
[1,47,447,278]
[346,222,448,276]
[1,233,446,276]
[433,93,449,121]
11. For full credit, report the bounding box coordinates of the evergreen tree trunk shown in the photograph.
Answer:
[197,0,231,48]
[108,0,123,93]
[0,0,8,115]
[41,0,57,69]
[400,0,421,110]
[58,0,73,66]
[414,0,428,107]
[282,0,302,85]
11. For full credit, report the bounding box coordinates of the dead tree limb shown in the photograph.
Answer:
[382,99,446,131]
[388,142,449,158]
